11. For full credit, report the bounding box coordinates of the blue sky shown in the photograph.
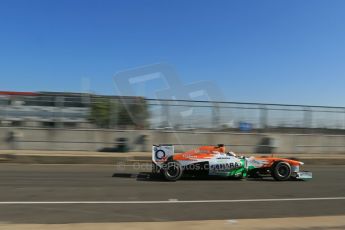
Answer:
[1,0,345,106]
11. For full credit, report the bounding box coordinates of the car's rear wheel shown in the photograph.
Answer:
[163,161,183,181]
[271,161,292,181]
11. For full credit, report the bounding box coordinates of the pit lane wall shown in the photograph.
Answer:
[0,127,344,154]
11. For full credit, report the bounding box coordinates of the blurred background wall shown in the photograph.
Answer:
[0,91,344,153]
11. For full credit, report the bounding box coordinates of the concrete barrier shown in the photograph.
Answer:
[0,127,344,154]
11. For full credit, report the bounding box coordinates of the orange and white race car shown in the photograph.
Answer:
[152,144,312,181]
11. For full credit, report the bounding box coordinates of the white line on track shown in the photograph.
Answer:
[0,197,345,205]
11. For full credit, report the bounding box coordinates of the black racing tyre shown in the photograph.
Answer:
[163,161,183,181]
[271,161,292,181]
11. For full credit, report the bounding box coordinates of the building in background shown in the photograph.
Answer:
[0,91,147,129]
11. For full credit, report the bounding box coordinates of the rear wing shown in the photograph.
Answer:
[152,145,174,167]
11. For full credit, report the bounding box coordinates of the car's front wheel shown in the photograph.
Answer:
[163,161,183,181]
[271,161,292,181]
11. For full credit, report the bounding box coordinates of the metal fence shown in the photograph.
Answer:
[146,99,345,131]
[0,94,345,132]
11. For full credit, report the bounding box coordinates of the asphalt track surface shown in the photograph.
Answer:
[0,164,344,224]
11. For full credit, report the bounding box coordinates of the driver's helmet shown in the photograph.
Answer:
[227,151,237,157]
[214,144,225,153]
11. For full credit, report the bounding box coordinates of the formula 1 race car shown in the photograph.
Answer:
[152,144,312,181]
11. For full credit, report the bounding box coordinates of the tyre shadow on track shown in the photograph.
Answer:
[112,172,167,182]
[112,172,284,182]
